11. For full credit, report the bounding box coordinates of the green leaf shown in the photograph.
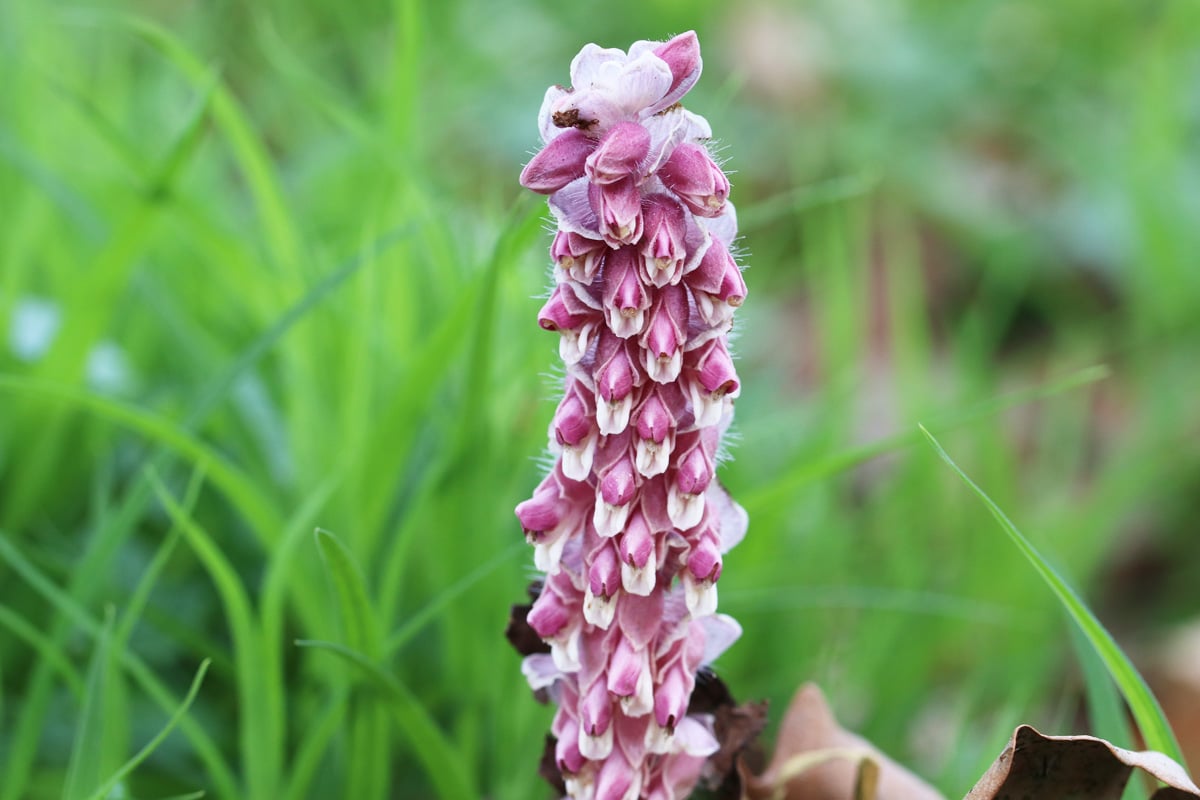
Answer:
[150,473,282,800]
[63,608,124,800]
[294,639,476,800]
[919,424,1185,765]
[85,659,211,800]
[314,528,381,659]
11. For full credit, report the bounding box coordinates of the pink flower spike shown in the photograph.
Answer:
[618,509,656,596]
[516,32,750,798]
[649,31,703,113]
[685,338,740,427]
[521,128,596,194]
[668,431,714,529]
[595,749,640,800]
[586,121,652,185]
[639,194,689,287]
[659,143,729,217]
[555,715,586,775]
[579,677,615,759]
[687,235,746,328]
[590,177,644,246]
[552,230,607,284]
[640,283,688,384]
[538,284,600,365]
[686,527,722,584]
[608,637,655,717]
[594,452,638,537]
[634,389,676,477]
[585,540,622,628]
[601,247,650,339]
[554,383,599,481]
[653,662,690,733]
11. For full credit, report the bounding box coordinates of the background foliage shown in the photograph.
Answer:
[1,0,1198,797]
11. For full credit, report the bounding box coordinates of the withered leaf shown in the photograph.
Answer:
[965,725,1200,800]
[740,682,945,800]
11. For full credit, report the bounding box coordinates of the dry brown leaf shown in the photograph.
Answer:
[739,682,945,800]
[965,725,1200,800]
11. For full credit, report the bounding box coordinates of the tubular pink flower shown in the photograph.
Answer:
[658,143,730,218]
[639,195,689,287]
[515,31,749,800]
[521,128,596,194]
[553,230,608,284]
[587,121,652,185]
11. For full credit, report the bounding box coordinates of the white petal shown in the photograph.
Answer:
[538,85,572,143]
[619,663,655,717]
[578,723,614,760]
[703,200,738,243]
[667,485,705,530]
[683,574,718,617]
[620,547,657,597]
[699,613,743,664]
[521,653,562,690]
[643,347,683,385]
[549,177,600,238]
[644,720,674,754]
[550,624,582,673]
[570,44,628,90]
[583,586,618,629]
[534,530,569,573]
[674,714,720,756]
[708,483,749,553]
[561,432,598,481]
[613,52,673,116]
[634,434,673,478]
[592,500,631,538]
[595,394,633,436]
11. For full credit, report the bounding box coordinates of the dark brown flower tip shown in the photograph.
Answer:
[538,734,568,795]
[689,670,769,800]
[504,597,551,658]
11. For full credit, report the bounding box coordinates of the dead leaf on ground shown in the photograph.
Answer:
[966,725,1200,800]
[738,682,946,800]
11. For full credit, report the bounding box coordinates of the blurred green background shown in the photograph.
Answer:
[2,0,1198,798]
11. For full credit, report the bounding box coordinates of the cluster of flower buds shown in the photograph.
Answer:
[514,31,749,800]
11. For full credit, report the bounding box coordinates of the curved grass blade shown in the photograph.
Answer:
[150,472,283,800]
[63,608,123,800]
[919,424,1185,765]
[742,364,1110,514]
[315,528,381,659]
[0,532,238,798]
[384,541,524,656]
[294,639,476,800]
[0,376,283,546]
[0,604,85,697]
[84,659,211,800]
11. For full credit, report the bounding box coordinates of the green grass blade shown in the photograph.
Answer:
[63,608,124,800]
[150,473,282,800]
[384,541,524,656]
[314,528,381,659]
[282,688,350,800]
[0,603,85,698]
[84,659,211,800]
[743,364,1110,514]
[0,376,285,546]
[294,639,476,800]
[919,424,1185,764]
[111,13,303,272]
